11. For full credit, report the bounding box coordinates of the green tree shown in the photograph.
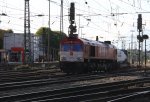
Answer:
[0,29,13,49]
[35,27,67,49]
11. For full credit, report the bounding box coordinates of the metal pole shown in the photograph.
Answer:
[77,14,83,37]
[61,0,63,33]
[131,30,134,64]
[4,36,6,61]
[141,30,144,66]
[60,0,63,40]
[42,30,45,62]
[4,36,6,50]
[48,0,50,62]
[24,0,31,64]
[138,31,140,67]
[129,43,130,63]
[145,39,146,68]
[78,15,80,35]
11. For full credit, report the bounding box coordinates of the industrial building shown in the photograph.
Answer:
[1,33,40,64]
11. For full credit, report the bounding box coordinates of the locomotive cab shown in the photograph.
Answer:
[60,39,83,62]
[59,37,85,73]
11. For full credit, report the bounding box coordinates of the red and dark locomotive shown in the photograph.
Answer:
[59,36,118,73]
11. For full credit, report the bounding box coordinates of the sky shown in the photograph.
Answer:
[1,0,150,50]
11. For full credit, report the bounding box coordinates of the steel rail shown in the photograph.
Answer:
[0,72,118,91]
[0,77,150,101]
[17,79,150,102]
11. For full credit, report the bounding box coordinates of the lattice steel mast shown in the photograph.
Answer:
[24,0,32,63]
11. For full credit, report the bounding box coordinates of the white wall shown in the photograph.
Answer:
[3,33,40,61]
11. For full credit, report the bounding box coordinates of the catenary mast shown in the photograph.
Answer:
[24,0,32,63]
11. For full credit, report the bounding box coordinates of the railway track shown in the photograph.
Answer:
[0,66,131,83]
[0,68,62,83]
[0,63,149,83]
[0,77,150,102]
[107,91,150,102]
[0,66,150,91]
[0,72,128,91]
[0,66,150,101]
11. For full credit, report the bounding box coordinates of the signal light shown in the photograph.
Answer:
[70,2,75,22]
[72,26,77,32]
[137,14,142,32]
[137,35,143,42]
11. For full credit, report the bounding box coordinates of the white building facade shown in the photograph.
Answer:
[3,33,40,63]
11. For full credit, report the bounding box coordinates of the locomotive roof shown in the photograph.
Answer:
[80,38,117,49]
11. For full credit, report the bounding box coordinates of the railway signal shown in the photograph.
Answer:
[137,14,143,67]
[69,2,77,37]
[137,14,142,32]
[70,2,75,24]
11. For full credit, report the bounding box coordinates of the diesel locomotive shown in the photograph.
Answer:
[59,35,119,73]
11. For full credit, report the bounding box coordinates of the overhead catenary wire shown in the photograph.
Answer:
[1,0,150,39]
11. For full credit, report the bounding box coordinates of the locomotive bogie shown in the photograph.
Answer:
[60,62,85,74]
[60,57,118,73]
